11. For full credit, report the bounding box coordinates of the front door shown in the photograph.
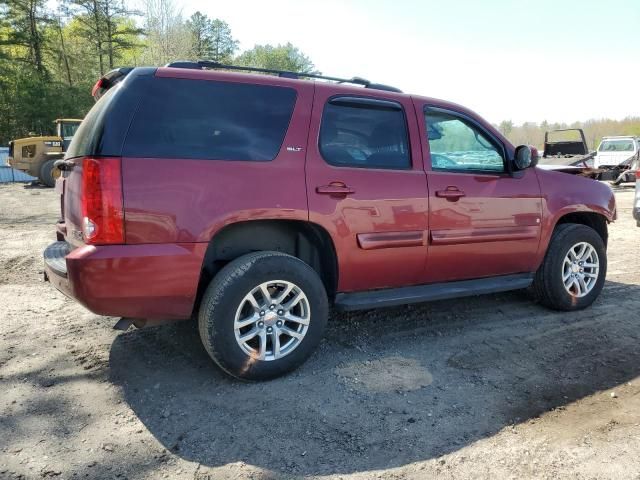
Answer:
[305,87,429,292]
[418,104,542,283]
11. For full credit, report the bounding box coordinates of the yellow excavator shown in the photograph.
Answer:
[7,118,82,187]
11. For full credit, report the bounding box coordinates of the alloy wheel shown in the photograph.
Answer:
[233,280,310,361]
[562,241,600,298]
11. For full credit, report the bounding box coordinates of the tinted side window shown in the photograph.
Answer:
[124,78,297,161]
[319,97,410,169]
[425,108,505,173]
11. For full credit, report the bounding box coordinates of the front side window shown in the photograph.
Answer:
[319,97,410,169]
[124,78,297,161]
[425,108,505,172]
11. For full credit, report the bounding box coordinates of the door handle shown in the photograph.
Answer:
[435,187,465,200]
[316,183,355,196]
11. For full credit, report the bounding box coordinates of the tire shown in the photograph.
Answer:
[198,251,328,381]
[532,223,607,311]
[39,159,58,187]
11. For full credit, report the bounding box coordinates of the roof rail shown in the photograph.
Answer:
[164,60,402,93]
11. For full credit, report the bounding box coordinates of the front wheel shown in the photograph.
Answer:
[532,223,607,311]
[198,251,328,381]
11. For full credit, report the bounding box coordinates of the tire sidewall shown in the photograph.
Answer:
[39,160,56,188]
[547,226,607,310]
[199,253,328,380]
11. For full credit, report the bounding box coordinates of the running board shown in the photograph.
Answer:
[334,273,534,311]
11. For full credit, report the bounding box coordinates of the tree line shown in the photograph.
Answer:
[0,0,316,145]
[499,118,640,151]
[1,1,638,150]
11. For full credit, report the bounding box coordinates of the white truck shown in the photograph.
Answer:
[594,136,640,185]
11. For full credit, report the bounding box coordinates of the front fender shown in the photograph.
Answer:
[535,168,615,262]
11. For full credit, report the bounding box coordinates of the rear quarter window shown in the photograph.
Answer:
[65,85,119,159]
[123,78,297,161]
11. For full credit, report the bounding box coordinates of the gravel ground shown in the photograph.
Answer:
[1,181,639,480]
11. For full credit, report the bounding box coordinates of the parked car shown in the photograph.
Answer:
[44,62,616,380]
[594,136,640,185]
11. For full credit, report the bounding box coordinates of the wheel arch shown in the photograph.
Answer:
[193,219,339,316]
[554,211,609,247]
[535,210,609,272]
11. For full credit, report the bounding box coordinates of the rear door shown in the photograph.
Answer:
[120,72,312,244]
[305,86,429,292]
[418,104,542,282]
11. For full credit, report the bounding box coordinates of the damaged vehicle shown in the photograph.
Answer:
[594,136,639,185]
[539,128,595,168]
[539,129,638,186]
[44,62,616,380]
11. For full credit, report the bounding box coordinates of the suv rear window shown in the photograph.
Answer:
[124,78,297,161]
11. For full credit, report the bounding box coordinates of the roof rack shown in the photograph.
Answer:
[165,60,402,93]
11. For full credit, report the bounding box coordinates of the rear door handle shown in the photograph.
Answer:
[435,187,465,200]
[316,183,356,196]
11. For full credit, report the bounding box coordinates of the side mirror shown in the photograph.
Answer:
[514,145,533,170]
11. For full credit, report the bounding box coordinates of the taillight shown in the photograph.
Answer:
[81,157,124,244]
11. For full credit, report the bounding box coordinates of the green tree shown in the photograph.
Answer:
[186,13,237,62]
[185,11,210,58]
[235,42,317,73]
[209,18,236,62]
[64,0,142,75]
[0,0,50,74]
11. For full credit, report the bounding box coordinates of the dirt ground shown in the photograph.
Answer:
[1,181,639,480]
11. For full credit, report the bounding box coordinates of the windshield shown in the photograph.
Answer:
[598,139,635,152]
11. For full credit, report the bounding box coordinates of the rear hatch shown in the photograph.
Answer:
[59,68,155,247]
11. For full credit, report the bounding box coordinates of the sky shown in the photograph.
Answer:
[179,0,639,125]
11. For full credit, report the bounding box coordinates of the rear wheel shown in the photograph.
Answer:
[198,251,328,380]
[39,159,59,187]
[532,223,607,311]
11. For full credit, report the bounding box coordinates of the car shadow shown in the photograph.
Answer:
[109,279,640,476]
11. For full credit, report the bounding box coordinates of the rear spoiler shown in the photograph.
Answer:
[92,67,133,101]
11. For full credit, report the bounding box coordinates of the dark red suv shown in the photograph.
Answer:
[44,62,616,380]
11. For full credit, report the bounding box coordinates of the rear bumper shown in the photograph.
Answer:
[44,241,207,319]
